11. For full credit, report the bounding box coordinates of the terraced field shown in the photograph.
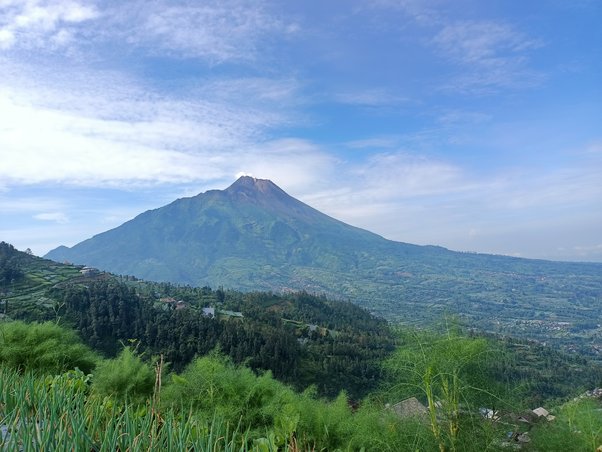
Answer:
[1,256,83,320]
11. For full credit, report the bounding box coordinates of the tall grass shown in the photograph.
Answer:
[0,363,432,451]
[0,367,253,451]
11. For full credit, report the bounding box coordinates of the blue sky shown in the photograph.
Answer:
[1,0,601,262]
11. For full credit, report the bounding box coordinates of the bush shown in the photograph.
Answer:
[0,321,98,374]
[383,327,509,451]
[93,347,155,402]
[162,352,426,450]
[162,351,296,432]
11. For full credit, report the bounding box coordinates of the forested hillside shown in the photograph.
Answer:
[3,241,601,403]
[2,242,393,398]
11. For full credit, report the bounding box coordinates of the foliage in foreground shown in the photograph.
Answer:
[0,320,98,374]
[0,366,251,451]
[2,362,601,451]
[161,352,436,450]
[528,397,602,452]
[382,328,512,451]
[0,363,436,451]
[92,346,155,402]
[1,320,601,451]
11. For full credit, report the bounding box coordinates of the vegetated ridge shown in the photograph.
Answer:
[1,242,393,399]
[45,176,602,359]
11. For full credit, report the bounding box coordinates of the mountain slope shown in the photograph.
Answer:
[46,176,433,288]
[45,177,602,357]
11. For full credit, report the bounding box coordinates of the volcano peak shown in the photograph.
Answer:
[225,176,287,198]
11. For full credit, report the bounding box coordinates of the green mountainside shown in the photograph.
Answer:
[44,176,602,359]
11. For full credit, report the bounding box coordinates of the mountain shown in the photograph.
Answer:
[46,176,434,288]
[45,177,602,356]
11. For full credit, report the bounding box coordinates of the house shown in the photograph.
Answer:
[515,406,554,425]
[479,408,500,421]
[80,266,99,276]
[158,297,186,310]
[532,407,549,418]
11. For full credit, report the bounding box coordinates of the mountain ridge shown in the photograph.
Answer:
[46,176,428,285]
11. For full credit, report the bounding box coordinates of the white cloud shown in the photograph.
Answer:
[233,139,339,193]
[0,63,304,188]
[364,2,545,94]
[301,151,468,224]
[432,21,544,94]
[103,0,293,63]
[0,0,98,50]
[287,139,602,262]
[0,28,15,48]
[1,0,296,64]
[433,21,541,65]
[33,212,69,224]
[197,77,302,107]
[0,195,66,213]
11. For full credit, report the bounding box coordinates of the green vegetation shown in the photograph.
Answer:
[3,240,602,449]
[0,321,98,374]
[0,243,24,287]
[2,242,600,403]
[1,241,81,321]
[529,397,602,451]
[92,346,155,402]
[1,242,394,399]
[1,321,601,450]
[0,366,251,451]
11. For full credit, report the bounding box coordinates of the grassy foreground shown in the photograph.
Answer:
[0,365,438,451]
[2,364,601,451]
[1,320,601,451]
[0,367,251,451]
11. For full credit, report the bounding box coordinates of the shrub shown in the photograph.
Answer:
[93,346,155,402]
[0,321,98,374]
[162,351,296,431]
